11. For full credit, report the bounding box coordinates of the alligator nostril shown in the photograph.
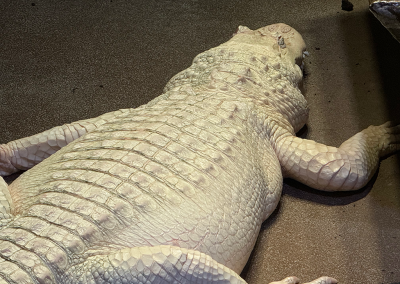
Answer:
[281,25,292,33]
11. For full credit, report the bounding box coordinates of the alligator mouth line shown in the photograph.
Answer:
[295,50,309,71]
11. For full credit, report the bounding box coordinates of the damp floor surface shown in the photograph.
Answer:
[1,0,400,283]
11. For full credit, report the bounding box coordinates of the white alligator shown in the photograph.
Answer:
[0,23,399,284]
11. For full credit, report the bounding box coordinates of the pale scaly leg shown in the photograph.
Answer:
[0,177,13,227]
[67,245,337,284]
[0,108,131,176]
[269,276,337,284]
[66,245,246,284]
[276,122,400,191]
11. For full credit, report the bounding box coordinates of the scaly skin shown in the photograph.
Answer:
[0,23,399,284]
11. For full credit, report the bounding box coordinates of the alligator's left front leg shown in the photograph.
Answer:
[0,108,130,176]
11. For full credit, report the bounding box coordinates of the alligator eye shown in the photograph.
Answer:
[277,36,286,48]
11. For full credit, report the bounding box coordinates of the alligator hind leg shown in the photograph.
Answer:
[0,108,131,176]
[0,177,13,227]
[68,245,247,284]
[68,245,338,284]
[270,276,337,284]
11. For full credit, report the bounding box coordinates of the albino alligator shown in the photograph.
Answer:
[0,23,399,284]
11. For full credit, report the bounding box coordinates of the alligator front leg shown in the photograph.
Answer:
[0,108,131,176]
[276,122,400,191]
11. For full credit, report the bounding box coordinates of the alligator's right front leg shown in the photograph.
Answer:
[276,122,400,191]
[0,108,131,176]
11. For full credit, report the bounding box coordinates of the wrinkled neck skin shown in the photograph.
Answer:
[222,24,309,134]
[228,32,309,133]
[162,23,309,135]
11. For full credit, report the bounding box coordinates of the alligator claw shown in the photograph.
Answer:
[269,276,338,284]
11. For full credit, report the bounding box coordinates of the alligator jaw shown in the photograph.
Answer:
[295,50,309,72]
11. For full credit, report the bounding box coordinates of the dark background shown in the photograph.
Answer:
[1,1,400,283]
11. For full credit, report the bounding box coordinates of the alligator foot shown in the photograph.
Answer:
[269,276,338,284]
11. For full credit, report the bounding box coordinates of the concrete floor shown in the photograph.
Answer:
[1,0,400,283]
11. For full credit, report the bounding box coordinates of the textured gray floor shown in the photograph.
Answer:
[1,1,400,283]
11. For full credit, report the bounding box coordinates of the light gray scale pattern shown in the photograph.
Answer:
[0,23,399,284]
